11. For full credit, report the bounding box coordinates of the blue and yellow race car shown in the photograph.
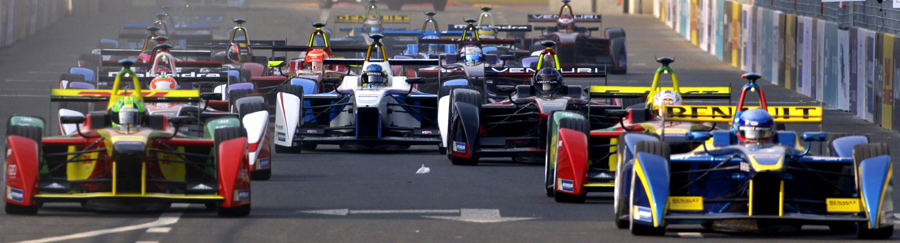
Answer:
[610,74,893,238]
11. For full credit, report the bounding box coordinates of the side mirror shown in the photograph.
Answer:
[200,92,223,101]
[406,77,424,85]
[801,132,827,142]
[169,116,194,127]
[60,115,86,124]
[497,85,515,93]
[322,77,342,85]
[686,132,712,142]
[443,54,458,64]
[606,109,629,118]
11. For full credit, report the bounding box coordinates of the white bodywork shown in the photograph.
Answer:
[242,110,269,168]
[437,95,451,148]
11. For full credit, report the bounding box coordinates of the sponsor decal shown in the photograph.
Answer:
[7,187,23,202]
[633,205,653,222]
[306,130,318,134]
[7,164,16,179]
[453,142,466,153]
[106,71,221,78]
[277,132,286,142]
[257,158,270,169]
[234,189,250,201]
[489,67,606,74]
[421,130,432,135]
[740,162,750,172]
[275,124,284,130]
[826,198,862,213]
[558,179,574,192]
[528,14,601,20]
[668,196,703,211]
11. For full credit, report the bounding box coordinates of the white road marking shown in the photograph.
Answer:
[424,209,538,223]
[135,241,159,243]
[145,227,171,233]
[299,209,458,216]
[15,204,188,243]
[676,232,703,238]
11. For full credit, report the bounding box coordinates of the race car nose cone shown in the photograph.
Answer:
[114,141,146,155]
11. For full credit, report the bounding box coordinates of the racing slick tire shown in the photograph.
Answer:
[824,132,853,156]
[318,0,333,9]
[5,125,42,215]
[239,102,272,181]
[274,84,305,154]
[552,117,590,203]
[629,141,669,236]
[614,132,640,229]
[214,127,252,217]
[448,88,482,166]
[229,88,255,113]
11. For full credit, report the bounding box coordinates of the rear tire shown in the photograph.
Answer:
[448,89,481,166]
[229,89,255,113]
[852,143,889,169]
[824,132,853,156]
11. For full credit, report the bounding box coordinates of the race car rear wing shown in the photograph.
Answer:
[117,32,213,41]
[256,45,369,53]
[98,71,231,82]
[50,89,201,103]
[183,39,287,49]
[663,105,823,123]
[123,23,214,30]
[323,58,440,67]
[447,24,533,32]
[99,61,223,68]
[334,15,410,24]
[99,49,213,57]
[527,14,602,23]
[589,86,731,99]
[484,66,607,77]
[418,38,516,45]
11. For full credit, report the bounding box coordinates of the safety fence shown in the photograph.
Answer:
[652,0,900,131]
[0,0,69,48]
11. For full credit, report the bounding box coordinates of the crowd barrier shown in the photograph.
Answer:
[0,0,69,48]
[653,0,900,129]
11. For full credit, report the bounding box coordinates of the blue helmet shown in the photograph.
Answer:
[735,109,775,143]
[361,65,387,87]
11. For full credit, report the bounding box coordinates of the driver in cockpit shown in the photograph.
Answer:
[360,65,388,87]
[461,45,482,65]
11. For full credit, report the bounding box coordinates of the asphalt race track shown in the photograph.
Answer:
[0,0,898,242]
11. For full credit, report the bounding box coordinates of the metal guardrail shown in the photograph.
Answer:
[760,0,900,35]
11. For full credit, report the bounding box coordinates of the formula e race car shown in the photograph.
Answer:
[273,34,441,152]
[438,46,621,165]
[5,60,252,216]
[524,0,626,74]
[609,99,892,238]
[543,57,731,203]
[319,0,446,11]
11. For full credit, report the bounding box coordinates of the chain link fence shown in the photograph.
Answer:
[759,0,900,35]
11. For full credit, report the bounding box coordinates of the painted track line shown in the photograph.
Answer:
[676,232,703,238]
[14,203,188,243]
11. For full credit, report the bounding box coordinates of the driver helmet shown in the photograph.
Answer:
[109,96,148,130]
[421,34,441,54]
[227,43,241,63]
[557,15,575,31]
[651,90,683,116]
[533,68,563,95]
[150,74,178,90]
[462,45,482,65]
[735,109,776,144]
[361,64,387,87]
[305,49,328,72]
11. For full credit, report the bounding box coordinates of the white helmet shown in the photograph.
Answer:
[652,90,683,107]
